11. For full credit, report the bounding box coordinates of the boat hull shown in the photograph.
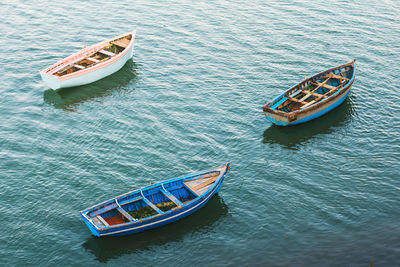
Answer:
[80,164,229,237]
[40,30,135,89]
[263,60,356,126]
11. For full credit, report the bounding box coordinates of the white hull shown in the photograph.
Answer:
[40,30,136,89]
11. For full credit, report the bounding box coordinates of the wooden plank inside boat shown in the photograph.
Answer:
[94,215,109,226]
[311,81,337,90]
[299,76,331,102]
[300,100,317,109]
[117,207,136,222]
[142,196,163,214]
[323,73,350,81]
[112,38,130,48]
[161,187,183,208]
[87,57,100,63]
[73,64,85,70]
[184,171,221,195]
[288,96,308,104]
[99,49,115,57]
[302,91,328,99]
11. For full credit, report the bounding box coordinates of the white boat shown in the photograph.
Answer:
[40,30,136,89]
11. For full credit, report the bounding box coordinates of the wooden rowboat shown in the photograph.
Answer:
[263,60,356,126]
[80,163,230,237]
[40,30,136,89]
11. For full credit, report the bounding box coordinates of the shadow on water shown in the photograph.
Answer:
[82,195,229,263]
[262,96,356,149]
[43,60,138,111]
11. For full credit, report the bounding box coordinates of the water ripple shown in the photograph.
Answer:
[0,0,399,266]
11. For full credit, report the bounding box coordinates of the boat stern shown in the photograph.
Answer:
[263,105,292,126]
[80,211,101,237]
[40,71,61,89]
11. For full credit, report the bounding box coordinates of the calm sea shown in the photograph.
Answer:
[1,0,399,265]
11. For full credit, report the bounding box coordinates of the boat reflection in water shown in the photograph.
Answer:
[262,96,356,149]
[82,195,228,263]
[43,60,138,111]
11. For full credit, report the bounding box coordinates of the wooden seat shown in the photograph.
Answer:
[111,38,130,48]
[311,81,337,90]
[143,197,163,214]
[184,172,221,196]
[299,88,331,109]
[95,215,109,226]
[99,49,115,57]
[56,63,75,74]
[323,73,350,81]
[288,96,307,104]
[140,191,163,214]
[87,57,100,63]
[73,64,85,70]
[161,186,183,208]
[117,207,136,222]
[300,100,316,109]
[299,76,331,102]
[302,90,328,99]
[192,175,219,191]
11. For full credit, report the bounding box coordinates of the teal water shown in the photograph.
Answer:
[1,0,400,265]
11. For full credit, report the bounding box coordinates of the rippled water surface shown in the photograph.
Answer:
[1,0,400,265]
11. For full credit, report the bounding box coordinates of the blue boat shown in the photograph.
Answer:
[80,163,230,237]
[263,60,356,126]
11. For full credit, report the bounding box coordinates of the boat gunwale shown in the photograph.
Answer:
[40,30,136,81]
[263,60,356,121]
[80,164,229,232]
